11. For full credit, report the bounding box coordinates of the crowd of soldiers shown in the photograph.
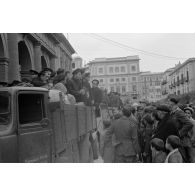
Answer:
[99,98,195,163]
[0,68,103,115]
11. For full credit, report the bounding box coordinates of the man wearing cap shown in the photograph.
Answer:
[67,68,85,103]
[152,104,178,143]
[91,79,102,117]
[169,97,193,162]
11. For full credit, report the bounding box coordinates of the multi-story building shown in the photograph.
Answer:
[169,58,195,95]
[0,33,75,83]
[88,56,140,100]
[139,72,163,102]
[161,67,174,99]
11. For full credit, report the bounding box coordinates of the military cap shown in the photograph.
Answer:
[156,104,170,113]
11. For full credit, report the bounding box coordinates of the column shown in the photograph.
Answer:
[7,33,20,82]
[34,41,42,72]
[50,57,56,71]
[0,57,9,82]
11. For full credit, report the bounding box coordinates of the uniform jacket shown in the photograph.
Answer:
[105,116,139,156]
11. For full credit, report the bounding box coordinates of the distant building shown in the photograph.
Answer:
[161,67,174,99]
[139,72,163,102]
[169,58,195,95]
[88,56,140,100]
[72,54,83,70]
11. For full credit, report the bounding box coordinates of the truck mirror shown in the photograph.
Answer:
[40,118,50,128]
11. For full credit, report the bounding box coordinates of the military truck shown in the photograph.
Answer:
[0,87,97,163]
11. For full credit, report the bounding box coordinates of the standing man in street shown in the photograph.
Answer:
[105,107,139,163]
[91,79,102,117]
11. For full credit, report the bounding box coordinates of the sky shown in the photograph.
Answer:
[66,33,195,72]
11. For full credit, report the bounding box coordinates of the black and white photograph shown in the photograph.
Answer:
[1,1,195,195]
[1,33,195,163]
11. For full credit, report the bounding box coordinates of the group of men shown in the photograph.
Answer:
[0,67,103,115]
[99,97,195,163]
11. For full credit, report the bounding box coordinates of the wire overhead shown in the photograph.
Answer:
[84,33,187,61]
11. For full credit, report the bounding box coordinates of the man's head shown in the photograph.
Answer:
[151,138,165,153]
[103,120,111,129]
[65,71,72,80]
[39,70,49,82]
[122,107,131,118]
[156,104,170,120]
[29,70,39,79]
[184,107,194,118]
[166,135,181,151]
[168,97,179,108]
[72,69,82,80]
[92,79,99,88]
[56,68,65,76]
[84,72,90,82]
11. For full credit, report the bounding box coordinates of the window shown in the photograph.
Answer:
[132,85,137,91]
[72,63,75,69]
[98,67,103,74]
[0,92,11,125]
[132,77,136,82]
[110,78,114,83]
[116,78,120,82]
[115,67,119,73]
[18,94,45,125]
[109,67,113,73]
[116,86,120,93]
[100,79,104,83]
[122,86,126,93]
[121,78,126,82]
[131,66,136,72]
[121,66,125,72]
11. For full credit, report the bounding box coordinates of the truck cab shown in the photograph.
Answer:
[0,87,52,162]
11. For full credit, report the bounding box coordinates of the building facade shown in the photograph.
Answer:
[169,58,195,95]
[161,67,174,99]
[88,56,140,100]
[139,72,163,102]
[0,33,75,83]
